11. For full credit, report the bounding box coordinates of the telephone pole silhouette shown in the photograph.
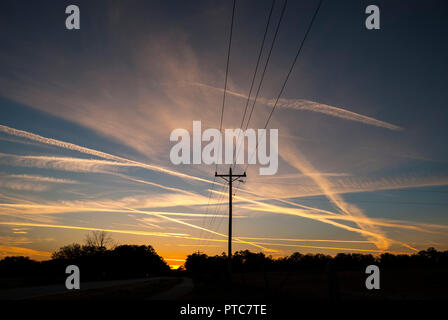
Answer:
[215,167,246,276]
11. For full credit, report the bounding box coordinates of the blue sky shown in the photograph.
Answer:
[0,0,447,265]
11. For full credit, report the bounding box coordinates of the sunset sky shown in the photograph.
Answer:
[0,0,447,268]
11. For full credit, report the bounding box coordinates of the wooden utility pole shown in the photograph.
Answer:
[215,167,246,276]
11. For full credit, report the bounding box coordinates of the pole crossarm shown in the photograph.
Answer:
[215,172,246,179]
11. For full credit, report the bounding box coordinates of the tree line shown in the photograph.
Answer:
[184,247,448,273]
[1,230,447,287]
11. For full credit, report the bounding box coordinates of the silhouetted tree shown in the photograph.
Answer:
[85,231,114,249]
[51,243,83,260]
[185,252,226,274]
[49,234,169,280]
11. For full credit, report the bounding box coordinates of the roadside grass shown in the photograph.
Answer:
[32,278,182,300]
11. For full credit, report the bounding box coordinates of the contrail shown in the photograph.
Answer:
[193,82,402,131]
[0,221,260,248]
[0,153,224,200]
[211,189,418,252]
[0,221,190,238]
[0,222,256,251]
[110,172,202,197]
[236,236,371,243]
[0,203,231,218]
[162,237,409,254]
[0,124,212,184]
[243,204,437,235]
[211,189,378,238]
[234,188,443,234]
[245,241,410,254]
[271,99,403,131]
[121,206,275,252]
[0,153,142,172]
[280,146,391,250]
[3,174,78,184]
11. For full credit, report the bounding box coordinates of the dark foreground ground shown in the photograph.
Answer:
[0,277,185,300]
[185,267,448,301]
[0,269,446,319]
[1,267,447,301]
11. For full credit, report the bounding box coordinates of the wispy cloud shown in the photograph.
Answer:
[0,245,52,259]
[0,173,79,192]
[0,235,32,245]
[0,180,49,192]
[3,174,78,184]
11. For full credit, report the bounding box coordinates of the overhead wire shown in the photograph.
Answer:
[200,0,237,246]
[263,0,324,130]
[232,0,289,203]
[233,0,324,213]
[208,0,282,246]
[232,0,277,169]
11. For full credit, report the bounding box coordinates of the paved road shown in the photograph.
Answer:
[0,277,158,300]
[148,277,194,300]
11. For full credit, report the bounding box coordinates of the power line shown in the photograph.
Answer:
[215,0,277,244]
[208,0,277,244]
[210,185,230,240]
[234,0,324,203]
[207,183,228,230]
[201,0,237,244]
[232,0,288,199]
[218,0,236,150]
[199,176,217,237]
[241,0,323,176]
[243,0,288,131]
[263,0,324,130]
[233,0,277,167]
[202,185,229,248]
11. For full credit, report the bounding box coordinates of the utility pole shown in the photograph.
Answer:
[215,167,246,277]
